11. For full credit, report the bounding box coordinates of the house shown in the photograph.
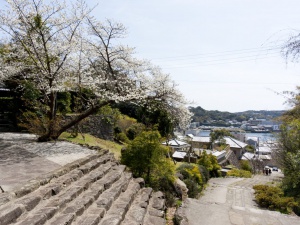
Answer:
[212,150,226,163]
[223,136,248,158]
[161,139,191,152]
[190,136,211,149]
[246,137,259,149]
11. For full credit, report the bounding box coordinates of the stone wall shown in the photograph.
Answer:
[68,115,114,140]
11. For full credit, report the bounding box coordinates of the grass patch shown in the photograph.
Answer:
[253,184,298,214]
[59,132,124,160]
[227,168,252,178]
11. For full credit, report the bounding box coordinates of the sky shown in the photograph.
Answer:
[90,0,300,112]
[1,0,300,112]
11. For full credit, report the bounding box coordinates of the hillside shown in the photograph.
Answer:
[189,106,285,124]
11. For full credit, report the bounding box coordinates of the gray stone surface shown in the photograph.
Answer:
[0,133,166,224]
[182,174,300,225]
[0,133,96,192]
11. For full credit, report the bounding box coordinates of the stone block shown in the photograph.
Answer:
[38,183,62,199]
[96,197,113,211]
[0,204,23,225]
[46,197,67,209]
[134,178,145,188]
[13,180,40,198]
[151,192,165,210]
[144,215,165,225]
[48,213,75,225]
[35,207,58,219]
[63,204,85,216]
[76,214,100,225]
[148,208,164,218]
[16,213,47,225]
[0,193,14,207]
[15,194,42,211]
[58,186,84,203]
[100,215,122,225]
[87,207,105,217]
[122,207,146,224]
[83,186,104,200]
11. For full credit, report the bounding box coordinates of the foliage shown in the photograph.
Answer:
[115,132,131,144]
[121,131,175,189]
[226,169,252,178]
[176,163,204,198]
[126,123,146,140]
[240,160,252,172]
[210,128,233,144]
[115,102,175,138]
[275,87,300,199]
[97,105,121,126]
[197,151,221,178]
[245,145,255,153]
[189,106,284,124]
[253,185,298,214]
[59,132,123,160]
[116,115,137,133]
[57,92,72,114]
[0,0,191,141]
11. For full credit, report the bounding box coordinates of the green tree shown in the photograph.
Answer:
[271,86,300,214]
[176,163,204,198]
[210,128,233,144]
[0,0,191,142]
[198,151,221,177]
[121,131,175,188]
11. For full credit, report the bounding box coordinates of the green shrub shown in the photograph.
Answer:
[253,185,298,214]
[115,132,130,144]
[198,165,209,184]
[227,169,252,178]
[240,160,252,172]
[198,151,221,178]
[176,163,203,198]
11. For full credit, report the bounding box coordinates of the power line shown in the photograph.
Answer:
[160,54,279,69]
[151,45,282,62]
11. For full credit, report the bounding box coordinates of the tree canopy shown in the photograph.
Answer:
[0,0,191,141]
[276,87,300,198]
[120,130,175,188]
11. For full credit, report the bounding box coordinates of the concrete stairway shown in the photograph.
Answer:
[0,150,166,225]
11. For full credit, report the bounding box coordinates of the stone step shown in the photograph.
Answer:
[0,152,113,225]
[0,148,168,225]
[143,191,166,225]
[98,178,141,225]
[14,163,122,225]
[121,187,153,225]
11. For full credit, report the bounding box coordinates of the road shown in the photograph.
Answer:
[183,172,300,225]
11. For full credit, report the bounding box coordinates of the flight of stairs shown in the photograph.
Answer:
[0,150,166,225]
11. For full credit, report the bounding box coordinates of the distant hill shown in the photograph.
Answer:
[189,106,285,124]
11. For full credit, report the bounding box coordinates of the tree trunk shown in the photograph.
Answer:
[37,100,113,142]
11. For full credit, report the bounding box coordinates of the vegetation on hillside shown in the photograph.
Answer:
[120,130,177,205]
[253,185,298,214]
[189,106,285,125]
[0,0,191,141]
[274,86,300,215]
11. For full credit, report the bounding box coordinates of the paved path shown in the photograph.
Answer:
[0,133,96,192]
[184,173,300,225]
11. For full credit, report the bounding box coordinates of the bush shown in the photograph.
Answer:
[227,169,252,178]
[240,160,252,172]
[253,185,298,214]
[176,163,204,198]
[198,151,221,178]
[115,132,130,144]
[198,165,209,184]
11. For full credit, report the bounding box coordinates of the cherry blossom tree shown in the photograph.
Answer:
[0,0,191,141]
